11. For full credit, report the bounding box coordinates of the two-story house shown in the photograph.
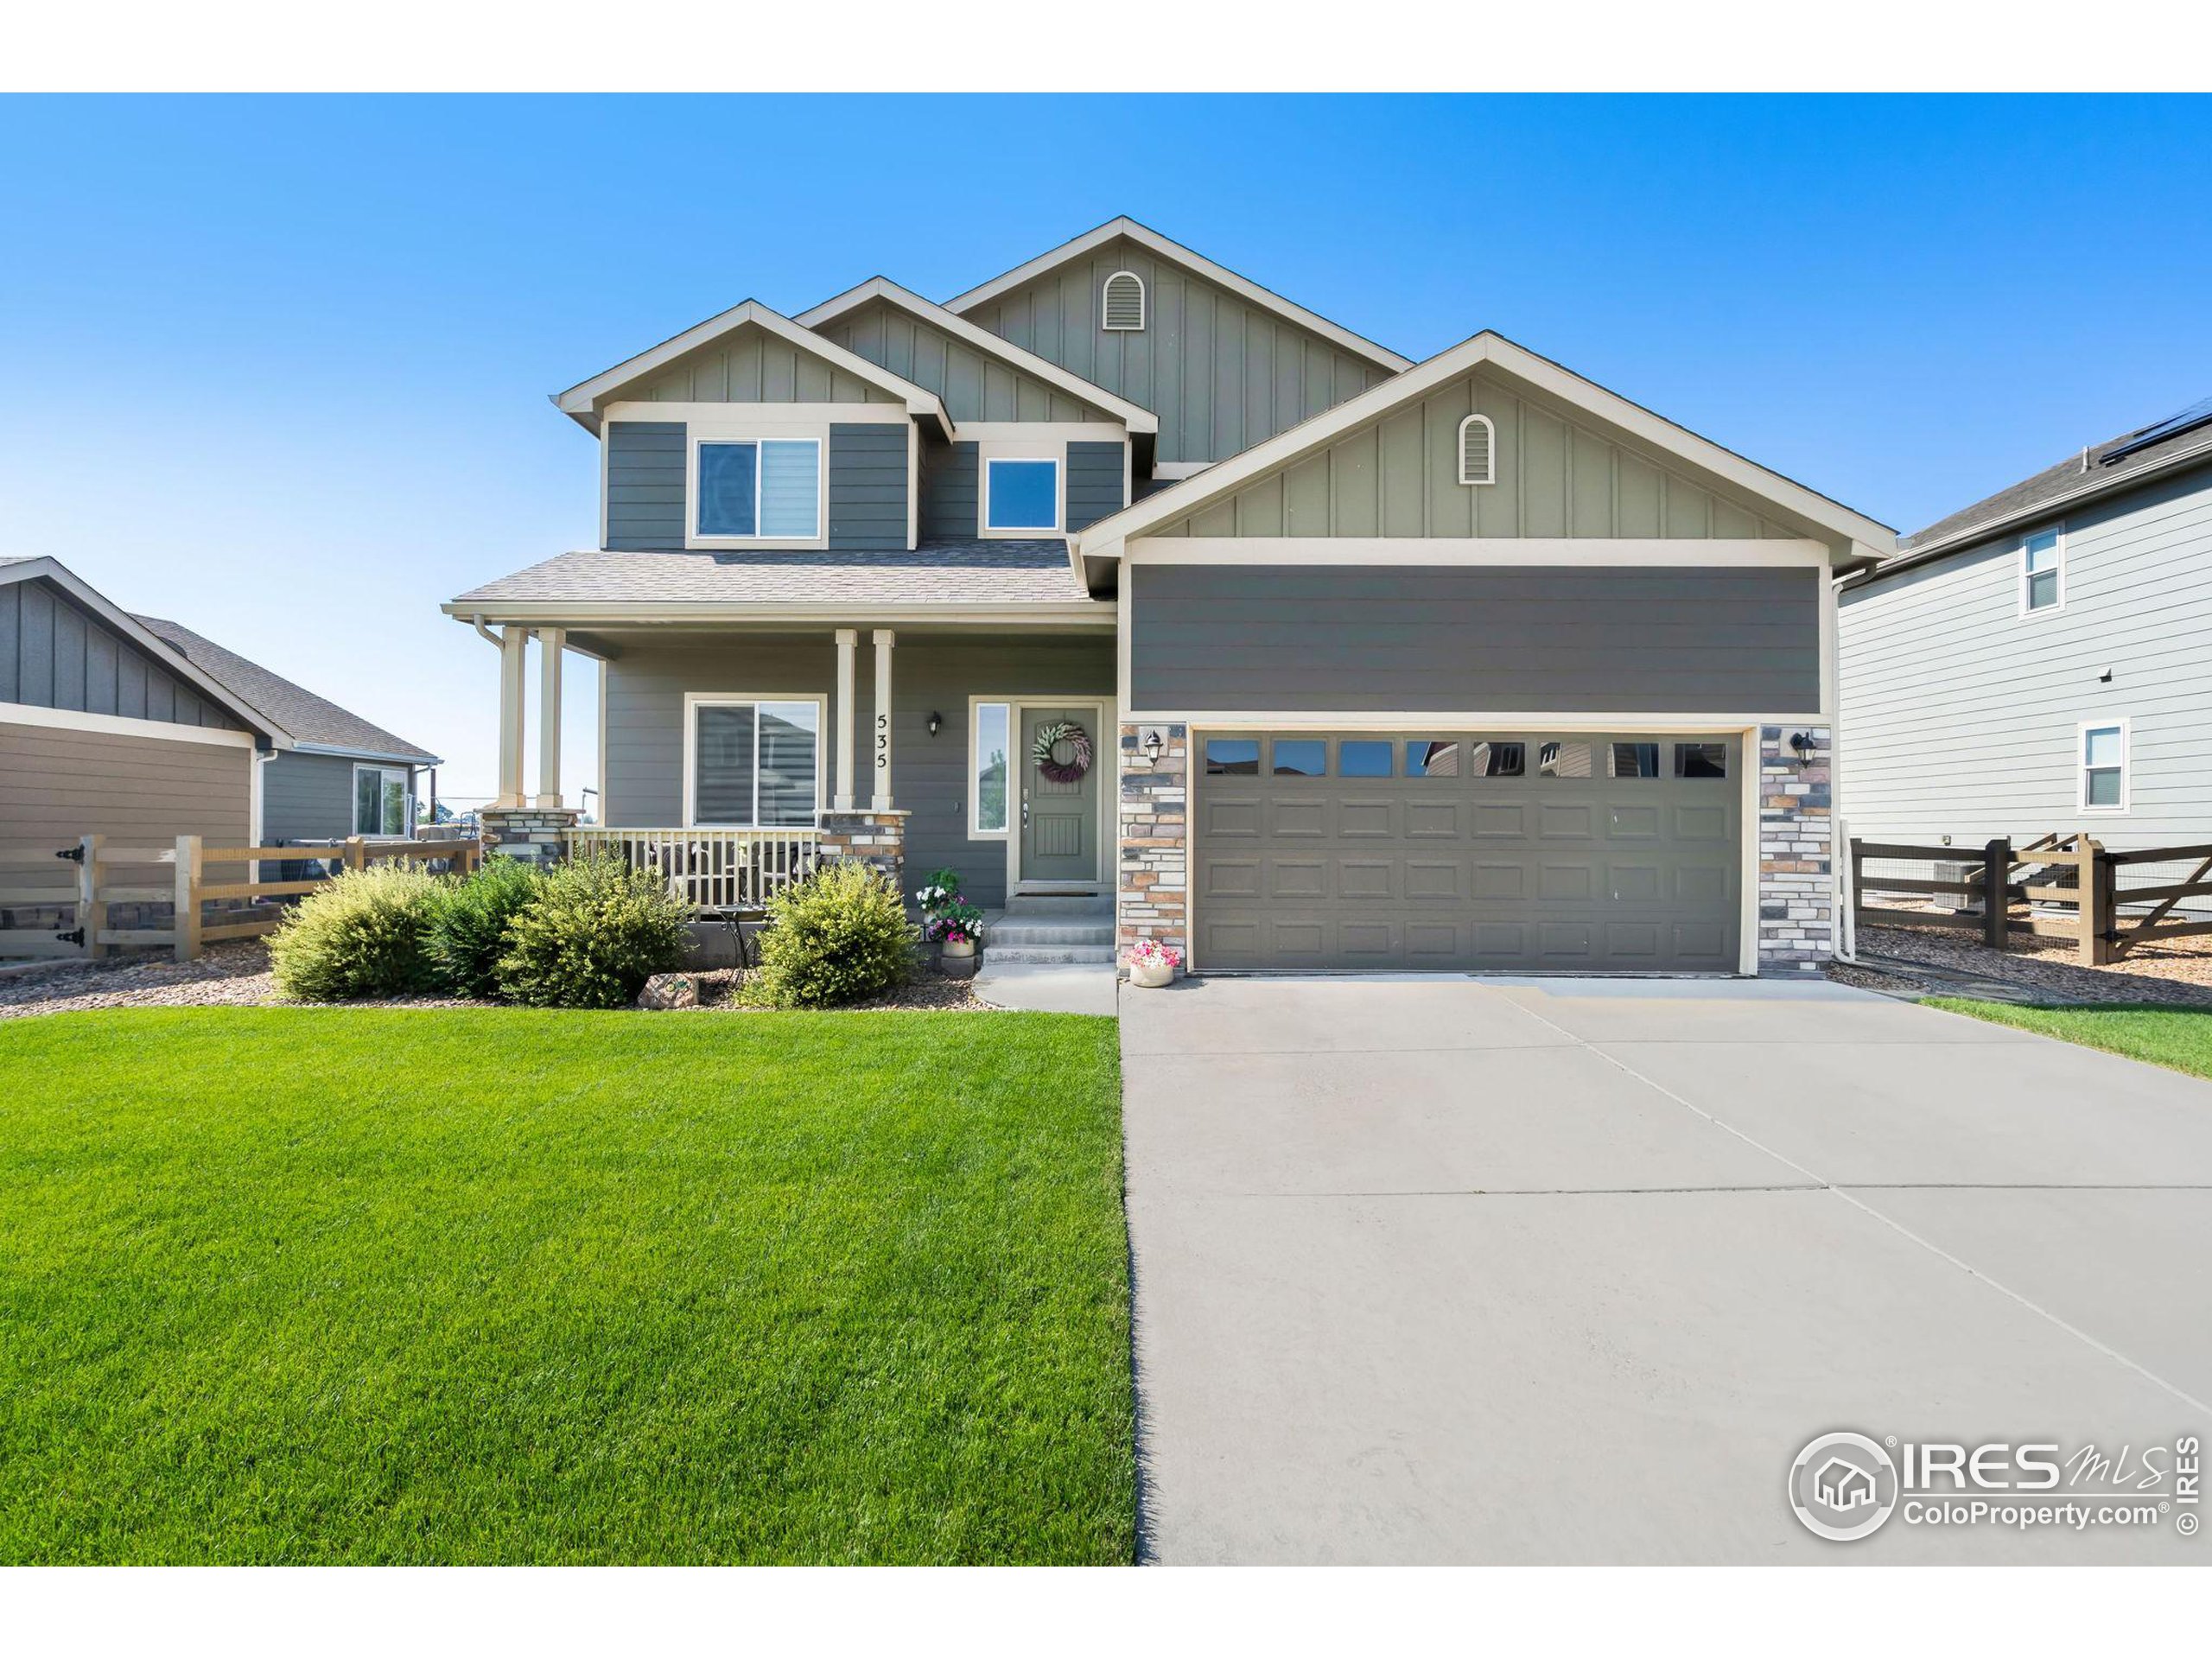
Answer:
[1840,398,2212,853]
[447,218,1891,976]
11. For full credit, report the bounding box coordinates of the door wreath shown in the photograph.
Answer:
[1029,719,1094,785]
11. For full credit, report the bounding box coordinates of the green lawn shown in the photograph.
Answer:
[1929,998,2212,1082]
[0,1007,1133,1565]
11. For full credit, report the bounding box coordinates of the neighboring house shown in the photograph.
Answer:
[1840,398,2212,851]
[0,556,439,856]
[448,216,1891,976]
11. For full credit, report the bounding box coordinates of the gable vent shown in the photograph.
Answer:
[1458,413,1497,486]
[1102,270,1146,332]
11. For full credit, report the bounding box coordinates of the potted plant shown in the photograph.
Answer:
[1126,938,1181,988]
[933,897,986,979]
[912,868,963,969]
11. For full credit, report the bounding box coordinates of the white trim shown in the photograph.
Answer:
[0,556,288,743]
[289,740,441,767]
[943,216,1413,374]
[1102,270,1146,332]
[1076,332,1895,562]
[1132,709,1829,729]
[1007,696,1112,894]
[553,299,953,436]
[1457,412,1497,486]
[1738,725,1760,976]
[980,444,1065,539]
[1149,461,1213,481]
[445,600,1114,628]
[793,276,1157,433]
[966,696,1013,841]
[1122,537,1829,568]
[0,700,257,747]
[351,762,415,839]
[958,422,1128,443]
[871,632,894,812]
[683,426,829,550]
[2078,717,2130,815]
[2018,523,2068,618]
[681,692,830,830]
[834,629,858,810]
[602,399,902,426]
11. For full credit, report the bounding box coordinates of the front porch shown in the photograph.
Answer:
[470,620,1117,914]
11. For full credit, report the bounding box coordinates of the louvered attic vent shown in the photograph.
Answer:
[1102,270,1146,331]
[1458,413,1497,486]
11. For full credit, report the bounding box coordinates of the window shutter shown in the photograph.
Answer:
[1102,270,1145,332]
[1458,414,1496,486]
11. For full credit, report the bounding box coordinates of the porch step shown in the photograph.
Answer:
[1000,893,1111,918]
[982,895,1116,964]
[988,919,1114,947]
[984,944,1117,965]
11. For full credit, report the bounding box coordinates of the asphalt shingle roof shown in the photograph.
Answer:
[1900,399,2212,554]
[132,614,439,764]
[449,541,1102,608]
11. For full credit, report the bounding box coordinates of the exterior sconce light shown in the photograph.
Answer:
[1142,728,1165,764]
[1789,731,1816,766]
[927,711,943,737]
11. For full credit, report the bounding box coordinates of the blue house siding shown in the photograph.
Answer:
[1065,441,1125,531]
[605,421,686,550]
[0,577,238,731]
[829,423,909,551]
[921,440,980,541]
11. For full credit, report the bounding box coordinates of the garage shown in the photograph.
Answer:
[1192,731,1742,973]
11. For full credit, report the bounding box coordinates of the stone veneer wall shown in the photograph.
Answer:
[817,809,907,890]
[480,806,582,861]
[1116,723,1188,964]
[1757,724,1834,975]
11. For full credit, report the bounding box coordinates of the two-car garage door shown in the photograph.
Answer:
[1192,731,1742,974]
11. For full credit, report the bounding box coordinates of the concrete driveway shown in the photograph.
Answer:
[1119,976,2212,1563]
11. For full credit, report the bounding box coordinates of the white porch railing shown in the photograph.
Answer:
[566,827,821,911]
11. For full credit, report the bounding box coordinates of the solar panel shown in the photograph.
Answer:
[2099,396,2212,467]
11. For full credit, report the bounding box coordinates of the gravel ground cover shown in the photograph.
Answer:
[1837,921,2212,1007]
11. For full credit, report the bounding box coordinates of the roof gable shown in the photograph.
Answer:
[797,278,1156,431]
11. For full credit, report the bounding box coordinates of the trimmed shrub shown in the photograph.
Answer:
[752,861,918,1009]
[423,856,544,999]
[494,849,691,1009]
[268,862,441,1001]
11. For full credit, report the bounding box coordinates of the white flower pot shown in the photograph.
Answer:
[942,938,976,960]
[1128,957,1175,988]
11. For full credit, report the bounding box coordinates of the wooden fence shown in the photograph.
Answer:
[0,834,482,965]
[1849,833,2212,964]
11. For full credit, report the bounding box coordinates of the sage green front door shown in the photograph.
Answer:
[1020,706,1101,884]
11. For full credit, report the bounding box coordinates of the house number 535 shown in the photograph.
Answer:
[876,714,888,770]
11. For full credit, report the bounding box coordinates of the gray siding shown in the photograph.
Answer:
[815,299,1115,424]
[828,423,908,552]
[920,440,979,540]
[1131,564,1821,714]
[1148,370,1803,540]
[605,421,686,550]
[961,234,1395,465]
[0,718,249,850]
[601,632,1116,908]
[1839,461,2212,851]
[0,578,240,730]
[262,749,362,842]
[1065,441,1126,532]
[628,327,899,406]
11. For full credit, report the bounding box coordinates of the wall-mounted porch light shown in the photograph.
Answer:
[927,711,943,736]
[1789,731,1817,766]
[1142,728,1165,764]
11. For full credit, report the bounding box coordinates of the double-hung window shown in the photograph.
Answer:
[694,437,823,542]
[353,765,412,836]
[2021,527,2063,613]
[686,696,823,827]
[2080,721,2126,811]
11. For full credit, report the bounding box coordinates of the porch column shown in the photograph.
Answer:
[533,627,565,808]
[871,629,894,810]
[834,628,858,810]
[496,625,527,809]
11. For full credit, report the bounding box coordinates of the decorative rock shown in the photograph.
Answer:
[637,972,697,1011]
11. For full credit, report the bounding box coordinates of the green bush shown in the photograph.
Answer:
[752,861,918,1009]
[494,849,691,1009]
[268,862,441,1001]
[422,856,544,998]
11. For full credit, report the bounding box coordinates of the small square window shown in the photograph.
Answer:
[1338,740,1393,778]
[1271,739,1326,777]
[1470,740,1524,778]
[1674,742,1729,779]
[1204,738,1259,775]
[1609,742,1661,779]
[1538,741,1592,779]
[984,457,1059,532]
[1406,740,1461,777]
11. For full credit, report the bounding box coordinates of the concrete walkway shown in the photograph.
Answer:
[1120,975,2212,1564]
[972,961,1119,1017]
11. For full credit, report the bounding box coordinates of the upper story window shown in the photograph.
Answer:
[982,454,1060,537]
[1457,413,1497,486]
[2020,526,2064,613]
[1102,270,1146,331]
[693,436,823,543]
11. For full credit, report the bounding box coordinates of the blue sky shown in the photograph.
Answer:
[3,94,2207,804]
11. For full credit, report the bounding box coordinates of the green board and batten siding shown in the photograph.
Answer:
[1145,372,1807,541]
[960,237,1393,467]
[813,299,1116,425]
[624,327,900,408]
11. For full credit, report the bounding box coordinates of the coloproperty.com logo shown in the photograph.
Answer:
[1788,1430,2202,1542]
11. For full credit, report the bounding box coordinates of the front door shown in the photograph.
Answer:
[1020,705,1101,885]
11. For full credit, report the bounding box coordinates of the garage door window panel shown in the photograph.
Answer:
[1270,739,1326,777]
[1205,738,1260,776]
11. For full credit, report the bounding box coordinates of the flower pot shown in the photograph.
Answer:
[1128,957,1175,988]
[940,938,979,980]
